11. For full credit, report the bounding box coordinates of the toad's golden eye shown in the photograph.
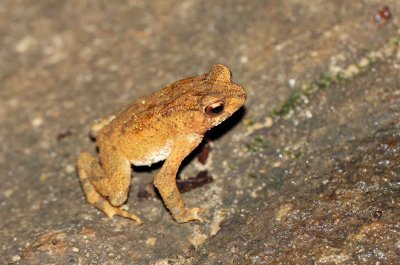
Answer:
[204,101,225,116]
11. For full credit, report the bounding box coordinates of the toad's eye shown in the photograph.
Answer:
[204,101,225,116]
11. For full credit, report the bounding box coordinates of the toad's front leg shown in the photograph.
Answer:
[154,135,205,223]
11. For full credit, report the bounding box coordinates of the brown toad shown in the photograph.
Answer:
[76,64,246,224]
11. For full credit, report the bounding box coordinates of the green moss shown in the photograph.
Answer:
[248,172,258,179]
[245,135,269,152]
[316,73,334,89]
[388,36,400,46]
[243,117,256,127]
[273,90,303,116]
[272,35,400,118]
[254,136,264,144]
[368,56,377,65]
[294,151,302,159]
[284,148,302,159]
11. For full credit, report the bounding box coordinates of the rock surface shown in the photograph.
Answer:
[1,1,399,264]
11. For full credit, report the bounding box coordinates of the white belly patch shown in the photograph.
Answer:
[130,141,172,166]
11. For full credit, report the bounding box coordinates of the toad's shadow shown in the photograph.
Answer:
[132,107,246,176]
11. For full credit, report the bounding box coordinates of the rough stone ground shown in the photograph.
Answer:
[0,1,399,264]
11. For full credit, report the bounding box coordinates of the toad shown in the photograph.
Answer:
[76,64,246,224]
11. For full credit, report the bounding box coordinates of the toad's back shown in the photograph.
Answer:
[95,73,212,162]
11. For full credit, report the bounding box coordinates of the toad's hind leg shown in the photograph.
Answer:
[76,152,142,224]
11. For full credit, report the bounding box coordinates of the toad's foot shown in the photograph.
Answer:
[87,190,143,224]
[174,207,205,223]
[104,203,143,225]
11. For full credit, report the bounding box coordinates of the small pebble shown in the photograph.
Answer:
[146,237,157,246]
[31,117,44,128]
[72,247,80,253]
[65,164,75,174]
[240,55,248,64]
[358,57,369,68]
